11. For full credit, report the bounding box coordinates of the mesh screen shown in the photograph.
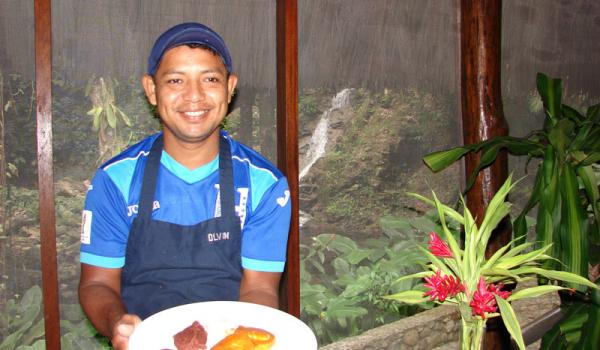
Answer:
[1,0,599,348]
[0,0,41,347]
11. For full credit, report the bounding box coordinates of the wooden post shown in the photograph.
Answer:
[460,0,511,349]
[276,0,300,317]
[34,0,61,349]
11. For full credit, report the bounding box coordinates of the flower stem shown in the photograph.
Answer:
[460,318,486,350]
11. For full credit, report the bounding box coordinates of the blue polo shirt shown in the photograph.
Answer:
[80,131,290,272]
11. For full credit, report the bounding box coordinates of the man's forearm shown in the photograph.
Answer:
[79,283,127,338]
[239,289,279,309]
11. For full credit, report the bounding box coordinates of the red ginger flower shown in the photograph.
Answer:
[423,270,464,302]
[428,232,453,258]
[487,282,511,300]
[469,278,511,318]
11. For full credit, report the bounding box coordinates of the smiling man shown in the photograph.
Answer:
[78,23,291,350]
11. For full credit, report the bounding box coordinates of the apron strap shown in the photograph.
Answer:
[137,135,164,220]
[218,135,236,218]
[138,133,237,220]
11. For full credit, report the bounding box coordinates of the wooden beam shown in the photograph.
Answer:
[34,0,61,349]
[276,0,300,317]
[460,0,511,349]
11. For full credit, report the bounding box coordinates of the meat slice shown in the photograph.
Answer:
[173,321,208,350]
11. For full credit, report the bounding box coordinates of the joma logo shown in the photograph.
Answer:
[127,201,160,217]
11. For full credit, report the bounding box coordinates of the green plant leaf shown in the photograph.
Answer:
[562,104,585,124]
[481,267,519,278]
[462,196,478,278]
[536,72,562,126]
[300,283,327,297]
[464,144,503,191]
[86,106,100,117]
[378,216,412,239]
[113,105,132,126]
[408,193,464,224]
[393,271,433,284]
[559,163,589,287]
[541,302,586,348]
[327,235,358,255]
[504,138,544,157]
[576,304,600,349]
[91,107,102,131]
[431,191,463,267]
[586,102,600,120]
[308,258,325,274]
[580,128,600,151]
[340,275,371,298]
[577,165,600,241]
[512,173,543,238]
[477,176,515,256]
[482,237,530,271]
[106,105,117,129]
[507,285,567,301]
[21,319,45,346]
[559,310,588,333]
[495,240,535,261]
[494,245,551,270]
[0,332,22,350]
[568,121,593,152]
[345,249,372,265]
[495,295,526,350]
[332,256,350,275]
[325,298,368,326]
[423,147,472,172]
[580,152,600,166]
[384,290,429,304]
[417,245,455,277]
[525,267,599,289]
[548,118,574,155]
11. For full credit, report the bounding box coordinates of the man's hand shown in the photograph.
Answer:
[110,313,142,350]
[79,264,134,345]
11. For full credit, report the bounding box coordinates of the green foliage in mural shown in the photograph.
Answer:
[0,286,110,350]
[300,210,461,345]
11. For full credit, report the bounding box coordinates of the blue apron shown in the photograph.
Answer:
[121,135,242,320]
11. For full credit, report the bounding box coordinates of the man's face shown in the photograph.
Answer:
[143,45,237,147]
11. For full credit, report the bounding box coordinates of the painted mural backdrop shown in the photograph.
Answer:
[0,0,599,347]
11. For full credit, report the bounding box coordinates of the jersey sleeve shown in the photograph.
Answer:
[79,169,130,268]
[241,177,291,272]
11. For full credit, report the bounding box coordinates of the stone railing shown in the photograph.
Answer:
[319,281,560,350]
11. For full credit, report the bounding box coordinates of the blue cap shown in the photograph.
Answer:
[147,22,233,75]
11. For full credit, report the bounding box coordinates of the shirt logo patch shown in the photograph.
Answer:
[81,210,92,244]
[208,232,230,242]
[276,190,290,207]
[127,200,160,217]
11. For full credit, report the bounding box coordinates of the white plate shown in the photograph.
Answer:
[129,301,317,350]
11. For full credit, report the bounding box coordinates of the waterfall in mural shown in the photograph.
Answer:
[299,88,352,180]
[299,88,352,227]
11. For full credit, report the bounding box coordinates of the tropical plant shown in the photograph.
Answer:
[0,285,109,350]
[540,292,600,350]
[0,72,35,186]
[421,72,600,348]
[385,176,598,350]
[423,72,600,290]
[85,76,133,164]
[299,210,454,345]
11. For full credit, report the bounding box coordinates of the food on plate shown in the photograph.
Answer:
[210,326,275,350]
[173,321,208,350]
